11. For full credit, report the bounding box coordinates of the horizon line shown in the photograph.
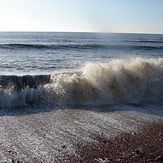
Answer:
[0,31,162,35]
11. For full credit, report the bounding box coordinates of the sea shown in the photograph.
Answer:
[0,32,163,113]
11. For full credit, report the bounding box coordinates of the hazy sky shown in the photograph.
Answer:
[0,0,163,34]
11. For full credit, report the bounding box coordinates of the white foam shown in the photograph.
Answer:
[46,57,163,103]
[0,57,163,108]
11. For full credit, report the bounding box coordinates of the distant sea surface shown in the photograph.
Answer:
[0,32,163,110]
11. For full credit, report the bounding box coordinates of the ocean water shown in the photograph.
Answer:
[0,32,163,110]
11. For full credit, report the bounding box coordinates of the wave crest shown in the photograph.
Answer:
[46,57,163,104]
[0,57,163,108]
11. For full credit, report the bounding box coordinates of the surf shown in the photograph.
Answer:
[0,57,163,108]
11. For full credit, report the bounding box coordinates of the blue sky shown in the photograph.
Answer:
[0,0,163,33]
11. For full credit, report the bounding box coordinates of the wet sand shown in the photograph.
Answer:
[0,105,162,162]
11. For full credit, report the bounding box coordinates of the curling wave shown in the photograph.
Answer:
[0,57,163,108]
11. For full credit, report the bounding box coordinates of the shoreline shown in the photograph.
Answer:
[0,107,162,162]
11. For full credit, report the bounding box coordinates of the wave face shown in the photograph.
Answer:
[0,75,51,90]
[0,58,163,108]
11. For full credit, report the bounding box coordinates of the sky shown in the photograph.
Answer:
[0,0,163,34]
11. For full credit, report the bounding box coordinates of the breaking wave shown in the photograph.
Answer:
[0,57,163,108]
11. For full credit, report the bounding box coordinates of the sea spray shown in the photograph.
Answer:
[0,57,163,108]
[47,57,163,103]
[81,57,163,102]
